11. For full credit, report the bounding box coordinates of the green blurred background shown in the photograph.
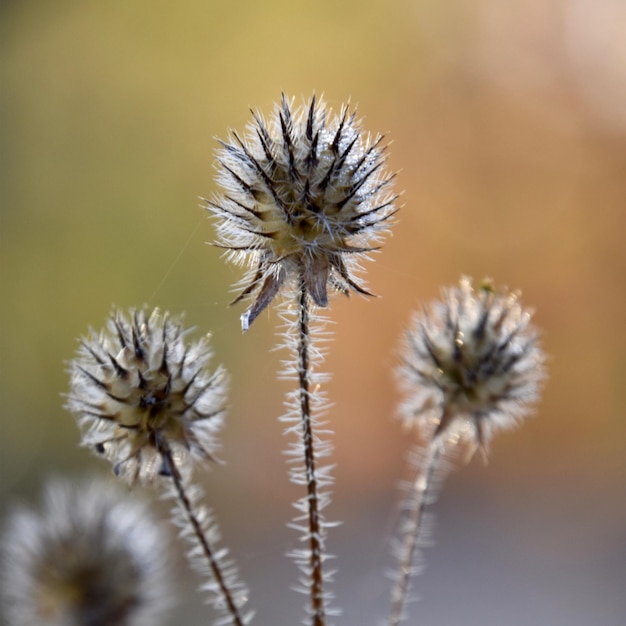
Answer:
[1,1,625,624]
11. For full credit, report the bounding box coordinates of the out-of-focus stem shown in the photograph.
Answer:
[388,440,443,626]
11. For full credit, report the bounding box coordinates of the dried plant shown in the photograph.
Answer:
[66,308,226,484]
[66,308,250,626]
[206,93,398,332]
[1,477,172,626]
[388,277,546,625]
[207,93,398,625]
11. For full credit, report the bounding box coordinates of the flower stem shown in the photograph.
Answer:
[160,442,245,626]
[388,440,443,626]
[296,278,326,626]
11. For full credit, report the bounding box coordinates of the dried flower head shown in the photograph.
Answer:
[1,477,172,626]
[397,277,546,453]
[207,93,398,330]
[67,308,227,485]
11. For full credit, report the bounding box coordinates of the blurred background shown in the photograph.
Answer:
[1,1,625,624]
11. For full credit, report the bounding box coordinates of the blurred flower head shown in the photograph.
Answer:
[1,477,172,626]
[207,93,398,330]
[67,308,227,485]
[397,277,546,453]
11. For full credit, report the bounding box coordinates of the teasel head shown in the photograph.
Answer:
[206,93,398,330]
[398,277,546,456]
[67,307,228,485]
[1,477,172,626]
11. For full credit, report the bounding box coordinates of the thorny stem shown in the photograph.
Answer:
[297,277,326,626]
[160,441,245,626]
[388,440,443,626]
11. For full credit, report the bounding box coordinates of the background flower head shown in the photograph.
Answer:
[1,476,172,626]
[67,308,228,485]
[397,277,546,453]
[207,93,398,330]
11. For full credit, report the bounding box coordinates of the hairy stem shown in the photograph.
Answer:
[297,279,326,626]
[388,440,443,626]
[161,442,245,626]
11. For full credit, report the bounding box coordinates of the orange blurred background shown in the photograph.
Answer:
[1,1,624,625]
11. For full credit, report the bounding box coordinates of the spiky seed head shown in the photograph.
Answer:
[207,93,398,330]
[397,277,546,454]
[1,477,172,626]
[66,307,227,485]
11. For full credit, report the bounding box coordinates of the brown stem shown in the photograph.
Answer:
[297,279,326,626]
[388,441,442,626]
[160,442,245,626]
